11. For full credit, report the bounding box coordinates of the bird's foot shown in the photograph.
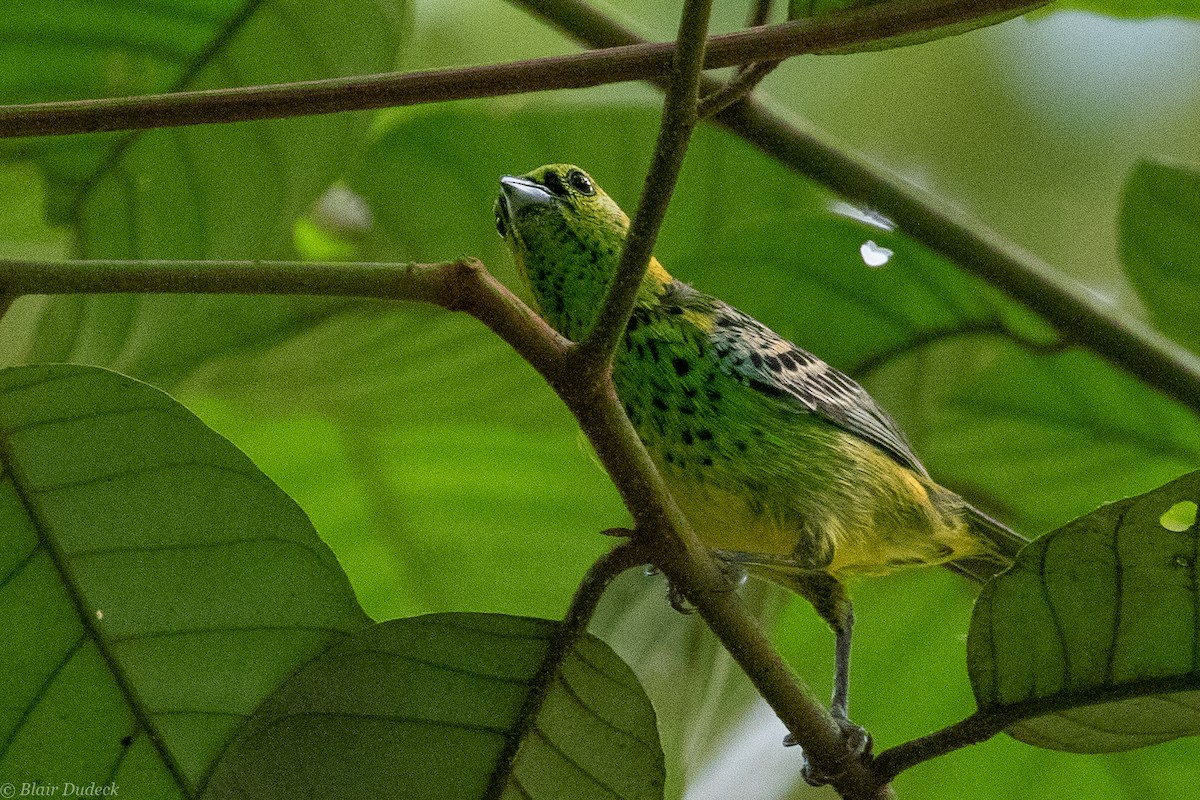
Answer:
[666,580,695,614]
[785,716,873,787]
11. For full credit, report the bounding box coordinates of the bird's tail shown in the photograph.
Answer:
[946,504,1030,584]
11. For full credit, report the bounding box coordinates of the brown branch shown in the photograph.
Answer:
[0,258,571,376]
[0,0,1043,139]
[697,59,781,119]
[571,0,709,379]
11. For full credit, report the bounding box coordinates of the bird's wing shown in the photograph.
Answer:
[709,301,928,476]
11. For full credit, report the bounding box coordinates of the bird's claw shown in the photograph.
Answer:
[787,717,873,787]
[667,581,695,614]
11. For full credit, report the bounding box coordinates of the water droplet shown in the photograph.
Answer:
[829,201,896,232]
[860,240,893,268]
[1160,500,1198,532]
[313,185,374,234]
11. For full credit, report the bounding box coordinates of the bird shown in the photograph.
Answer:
[493,163,1028,777]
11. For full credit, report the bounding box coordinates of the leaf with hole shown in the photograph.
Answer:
[968,469,1200,753]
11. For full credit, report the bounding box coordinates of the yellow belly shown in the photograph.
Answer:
[658,436,986,579]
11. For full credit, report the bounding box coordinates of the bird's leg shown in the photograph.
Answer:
[831,600,854,726]
[786,573,872,786]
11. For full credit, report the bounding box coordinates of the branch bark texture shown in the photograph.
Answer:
[0,0,1041,139]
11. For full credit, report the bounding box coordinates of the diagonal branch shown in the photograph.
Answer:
[571,0,709,379]
[0,0,1042,140]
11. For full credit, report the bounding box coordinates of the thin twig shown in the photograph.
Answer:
[0,0,1043,139]
[872,711,1009,783]
[484,541,651,798]
[697,59,780,119]
[749,0,775,27]
[571,0,710,379]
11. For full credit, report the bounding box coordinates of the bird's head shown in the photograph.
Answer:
[496,164,658,340]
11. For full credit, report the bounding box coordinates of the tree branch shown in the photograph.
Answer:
[515,0,1200,417]
[0,258,571,376]
[0,0,1042,139]
[572,0,708,378]
[553,3,881,794]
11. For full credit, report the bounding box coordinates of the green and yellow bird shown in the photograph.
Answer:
[494,163,1027,757]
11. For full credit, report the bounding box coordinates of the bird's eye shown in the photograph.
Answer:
[567,170,595,196]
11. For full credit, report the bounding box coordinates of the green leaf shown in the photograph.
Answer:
[0,364,369,795]
[968,469,1200,753]
[1120,159,1200,352]
[204,613,664,800]
[0,0,410,385]
[787,0,1035,53]
[1049,0,1200,18]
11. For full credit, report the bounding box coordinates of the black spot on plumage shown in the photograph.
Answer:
[706,388,722,402]
[750,353,762,368]
[665,451,676,464]
[777,352,796,370]
[683,386,697,399]
[672,357,691,377]
[764,355,782,373]
[701,456,714,467]
[735,440,747,452]
[680,404,695,416]
[666,306,685,315]
[715,347,730,358]
[627,316,640,333]
[697,429,713,441]
[682,430,694,446]
[652,397,668,411]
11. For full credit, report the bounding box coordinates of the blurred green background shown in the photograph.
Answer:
[2,0,1199,797]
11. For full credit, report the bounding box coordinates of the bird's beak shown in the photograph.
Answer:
[496,175,555,240]
[499,175,554,213]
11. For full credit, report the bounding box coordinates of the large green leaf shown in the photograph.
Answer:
[969,469,1200,753]
[204,613,664,800]
[1120,159,1200,353]
[0,364,369,795]
[0,0,410,385]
